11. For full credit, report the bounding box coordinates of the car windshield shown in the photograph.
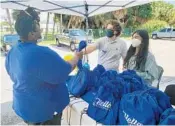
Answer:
[159,28,166,32]
[69,30,86,36]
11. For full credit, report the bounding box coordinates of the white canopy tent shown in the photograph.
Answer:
[0,0,157,17]
[1,0,157,29]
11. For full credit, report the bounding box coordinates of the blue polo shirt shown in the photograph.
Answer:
[5,41,71,123]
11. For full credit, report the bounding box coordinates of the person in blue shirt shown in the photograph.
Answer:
[5,7,83,125]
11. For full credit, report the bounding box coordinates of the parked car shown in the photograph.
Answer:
[0,34,19,55]
[55,29,93,51]
[152,28,175,39]
[3,34,20,46]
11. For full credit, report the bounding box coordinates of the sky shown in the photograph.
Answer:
[0,0,175,24]
[0,8,54,24]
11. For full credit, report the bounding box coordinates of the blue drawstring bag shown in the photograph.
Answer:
[145,88,172,114]
[109,77,126,98]
[77,40,88,69]
[159,108,175,125]
[66,40,91,97]
[119,70,149,92]
[66,66,90,97]
[77,59,83,69]
[66,64,105,97]
[87,65,106,90]
[100,70,118,81]
[95,70,118,90]
[78,40,90,70]
[119,90,161,125]
[81,90,96,103]
[81,65,105,103]
[93,64,106,76]
[87,81,121,125]
[92,64,106,80]
[78,40,87,52]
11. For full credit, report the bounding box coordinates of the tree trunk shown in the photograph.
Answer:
[52,20,56,39]
[67,16,73,29]
[60,14,62,33]
[75,17,80,28]
[135,16,148,24]
[78,18,82,29]
[73,16,77,28]
[6,9,13,34]
[57,23,59,33]
[45,12,50,39]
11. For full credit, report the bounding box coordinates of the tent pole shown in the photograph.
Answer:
[85,16,88,32]
[85,1,89,32]
[84,1,89,63]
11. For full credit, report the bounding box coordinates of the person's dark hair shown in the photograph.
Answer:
[164,85,175,105]
[106,20,122,36]
[124,29,149,71]
[25,7,40,22]
[15,7,39,40]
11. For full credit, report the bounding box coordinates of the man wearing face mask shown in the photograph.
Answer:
[82,20,127,71]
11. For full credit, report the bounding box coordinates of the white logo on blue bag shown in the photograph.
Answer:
[123,111,143,126]
[93,98,111,110]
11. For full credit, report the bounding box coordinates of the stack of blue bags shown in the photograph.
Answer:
[66,41,175,125]
[66,65,175,125]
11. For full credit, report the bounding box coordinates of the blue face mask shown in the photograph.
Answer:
[106,29,114,38]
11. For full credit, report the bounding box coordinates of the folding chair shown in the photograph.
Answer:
[157,66,164,89]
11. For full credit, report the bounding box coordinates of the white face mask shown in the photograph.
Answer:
[37,38,43,43]
[131,39,141,47]
[37,36,43,43]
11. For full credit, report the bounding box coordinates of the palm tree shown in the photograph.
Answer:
[60,14,63,33]
[62,15,71,29]
[52,13,61,33]
[67,15,73,29]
